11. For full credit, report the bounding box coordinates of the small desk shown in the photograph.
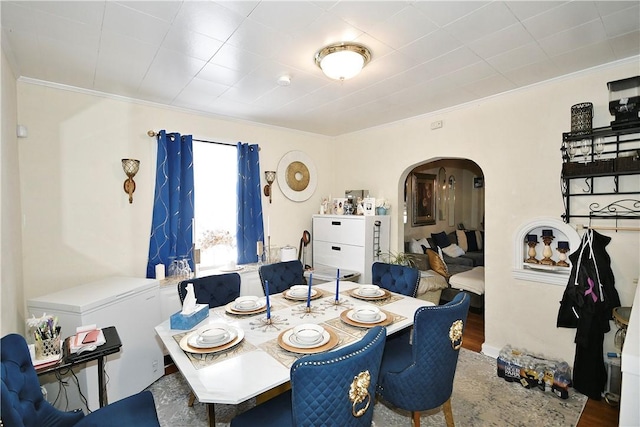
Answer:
[155,281,431,426]
[36,326,122,408]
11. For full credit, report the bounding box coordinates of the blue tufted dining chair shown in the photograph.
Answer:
[258,260,306,295]
[376,292,470,427]
[231,326,387,427]
[178,273,241,308]
[371,262,420,297]
[1,333,160,427]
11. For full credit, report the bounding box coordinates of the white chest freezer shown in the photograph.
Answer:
[27,276,163,412]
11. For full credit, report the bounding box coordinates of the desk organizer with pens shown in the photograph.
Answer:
[35,336,61,359]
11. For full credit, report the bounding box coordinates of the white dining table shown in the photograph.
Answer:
[154,280,432,426]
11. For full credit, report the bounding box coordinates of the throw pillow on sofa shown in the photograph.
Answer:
[456,230,468,251]
[431,231,451,249]
[409,238,430,254]
[456,229,483,252]
[442,243,465,258]
[426,248,449,279]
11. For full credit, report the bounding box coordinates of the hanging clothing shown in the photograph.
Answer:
[557,229,620,399]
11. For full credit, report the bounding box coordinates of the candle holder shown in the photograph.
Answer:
[556,242,570,267]
[525,242,539,264]
[524,234,539,264]
[322,297,352,311]
[292,305,323,318]
[250,315,288,332]
[540,234,556,266]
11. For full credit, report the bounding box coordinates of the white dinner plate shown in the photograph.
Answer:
[355,288,385,297]
[286,288,318,299]
[283,328,330,349]
[188,326,237,349]
[233,299,267,312]
[181,326,245,354]
[346,310,387,324]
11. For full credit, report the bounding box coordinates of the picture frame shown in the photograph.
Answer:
[363,197,376,216]
[333,198,347,215]
[412,172,436,226]
[474,177,484,188]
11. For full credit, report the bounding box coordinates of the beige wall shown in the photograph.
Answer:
[1,46,25,335]
[334,59,640,362]
[17,82,334,301]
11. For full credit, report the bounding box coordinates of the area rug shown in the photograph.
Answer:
[146,348,587,426]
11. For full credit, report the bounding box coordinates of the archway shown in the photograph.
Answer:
[397,157,485,347]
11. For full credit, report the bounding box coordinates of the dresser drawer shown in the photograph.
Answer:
[313,241,364,273]
[313,216,365,246]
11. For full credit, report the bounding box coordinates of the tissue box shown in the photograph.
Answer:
[170,304,209,330]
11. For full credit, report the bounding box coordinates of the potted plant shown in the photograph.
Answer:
[376,199,391,215]
[384,250,416,267]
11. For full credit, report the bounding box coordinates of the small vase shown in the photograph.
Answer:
[376,207,387,215]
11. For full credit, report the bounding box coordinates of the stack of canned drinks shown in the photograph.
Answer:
[496,345,572,399]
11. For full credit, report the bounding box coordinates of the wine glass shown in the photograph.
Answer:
[568,141,577,161]
[594,137,604,160]
[580,139,591,164]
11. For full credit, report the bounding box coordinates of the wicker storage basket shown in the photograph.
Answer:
[615,153,640,172]
[562,160,614,177]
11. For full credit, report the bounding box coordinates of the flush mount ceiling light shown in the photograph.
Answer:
[315,42,371,81]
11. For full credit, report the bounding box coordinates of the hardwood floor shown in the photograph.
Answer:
[462,308,620,427]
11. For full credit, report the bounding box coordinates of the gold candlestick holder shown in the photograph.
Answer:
[540,235,556,265]
[250,315,288,332]
[322,297,352,311]
[292,305,323,319]
[525,241,539,264]
[556,242,570,267]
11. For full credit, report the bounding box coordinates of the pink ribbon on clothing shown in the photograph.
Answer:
[584,277,598,303]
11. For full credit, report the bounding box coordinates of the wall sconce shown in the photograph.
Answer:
[122,159,140,204]
[263,171,276,203]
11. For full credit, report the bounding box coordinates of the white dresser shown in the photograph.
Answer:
[312,215,390,283]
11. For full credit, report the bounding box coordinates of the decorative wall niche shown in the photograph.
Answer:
[512,217,581,286]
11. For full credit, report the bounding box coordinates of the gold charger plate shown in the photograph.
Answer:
[225,302,267,316]
[348,288,391,301]
[179,327,245,354]
[340,309,394,328]
[277,327,339,354]
[283,288,324,301]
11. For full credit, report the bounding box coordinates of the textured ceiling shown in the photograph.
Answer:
[2,1,639,136]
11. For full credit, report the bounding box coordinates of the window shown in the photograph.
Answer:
[193,142,237,270]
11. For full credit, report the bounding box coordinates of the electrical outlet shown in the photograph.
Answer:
[152,360,158,372]
[431,120,443,130]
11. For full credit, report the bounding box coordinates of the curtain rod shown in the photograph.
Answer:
[147,130,237,148]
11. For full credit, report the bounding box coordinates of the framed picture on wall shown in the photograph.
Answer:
[474,177,484,188]
[411,172,436,226]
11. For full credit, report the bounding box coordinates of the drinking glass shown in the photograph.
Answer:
[580,139,590,164]
[594,138,604,160]
[568,141,577,161]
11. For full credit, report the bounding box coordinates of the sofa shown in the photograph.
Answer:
[405,230,485,309]
[430,230,484,267]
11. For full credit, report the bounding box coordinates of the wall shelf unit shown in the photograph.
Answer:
[561,123,640,223]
